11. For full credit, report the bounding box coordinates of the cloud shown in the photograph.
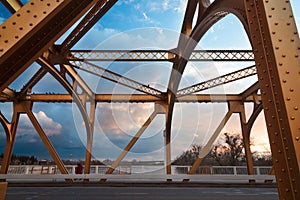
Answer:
[173,0,187,13]
[19,111,62,137]
[162,0,170,10]
[96,103,155,136]
[142,12,150,21]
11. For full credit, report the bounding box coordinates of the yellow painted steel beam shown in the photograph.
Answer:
[245,0,300,199]
[241,81,260,100]
[0,104,20,175]
[60,0,118,53]
[22,102,71,182]
[187,105,234,175]
[239,104,255,176]
[0,0,22,13]
[68,50,254,62]
[177,65,257,97]
[0,182,8,200]
[84,100,96,176]
[70,61,163,98]
[18,68,47,97]
[0,0,96,92]
[62,64,94,99]
[104,110,159,176]
[0,94,262,103]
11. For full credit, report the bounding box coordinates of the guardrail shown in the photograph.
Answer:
[3,165,273,175]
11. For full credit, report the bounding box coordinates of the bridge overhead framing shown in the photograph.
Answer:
[0,0,299,199]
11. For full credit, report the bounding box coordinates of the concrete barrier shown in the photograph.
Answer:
[0,182,8,200]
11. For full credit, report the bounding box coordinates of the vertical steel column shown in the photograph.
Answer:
[84,100,96,175]
[0,103,20,174]
[239,105,255,176]
[245,0,300,199]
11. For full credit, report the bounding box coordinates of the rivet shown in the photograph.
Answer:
[291,116,295,120]
[283,80,287,83]
[294,107,299,110]
[272,141,275,144]
[279,63,283,66]
[292,179,296,182]
[279,178,282,182]
[286,188,289,192]
[275,22,278,25]
[286,71,290,74]
[274,132,278,136]
[287,97,291,101]
[278,39,282,42]
[281,168,285,172]
[282,54,286,58]
[287,23,290,26]
[269,15,272,18]
[295,55,299,58]
[290,88,294,92]
[275,46,279,49]
[271,7,275,10]
[275,159,279,163]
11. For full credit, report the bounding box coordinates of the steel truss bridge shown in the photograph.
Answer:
[0,0,299,199]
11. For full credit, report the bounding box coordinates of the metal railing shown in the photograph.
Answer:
[3,165,272,175]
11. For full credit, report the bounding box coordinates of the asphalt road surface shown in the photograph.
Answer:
[5,187,279,200]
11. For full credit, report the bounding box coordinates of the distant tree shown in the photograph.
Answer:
[173,145,213,165]
[253,152,273,166]
[173,133,247,166]
[211,132,245,166]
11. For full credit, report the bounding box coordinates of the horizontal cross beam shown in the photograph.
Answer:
[68,50,254,62]
[0,94,261,103]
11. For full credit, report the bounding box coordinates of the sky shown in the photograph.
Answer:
[0,0,299,162]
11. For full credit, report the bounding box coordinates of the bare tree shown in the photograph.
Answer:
[211,132,245,166]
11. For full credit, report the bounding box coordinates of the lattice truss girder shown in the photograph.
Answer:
[68,50,254,62]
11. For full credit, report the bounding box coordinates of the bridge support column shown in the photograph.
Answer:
[0,182,8,200]
[245,0,300,199]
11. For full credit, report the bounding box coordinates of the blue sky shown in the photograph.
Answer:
[0,0,299,161]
